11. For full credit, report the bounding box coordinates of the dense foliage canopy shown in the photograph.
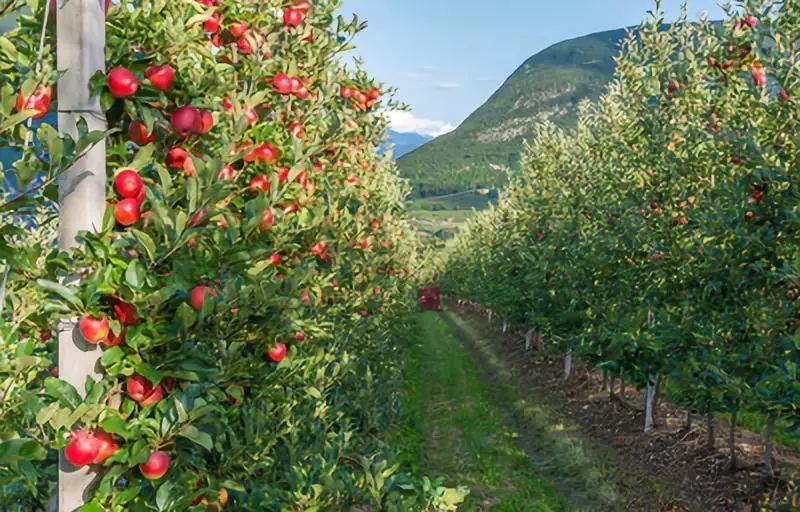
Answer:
[441,0,800,463]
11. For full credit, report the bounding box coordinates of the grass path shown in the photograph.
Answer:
[391,311,668,511]
[391,311,568,511]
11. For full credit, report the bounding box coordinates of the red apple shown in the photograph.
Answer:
[229,20,248,37]
[259,208,275,232]
[283,7,304,27]
[273,73,293,95]
[114,198,141,226]
[288,121,304,138]
[204,13,220,33]
[171,106,202,136]
[114,168,143,199]
[266,341,286,362]
[128,120,156,146]
[92,431,119,464]
[249,175,270,193]
[269,252,281,266]
[218,165,235,180]
[15,85,52,119]
[140,451,170,480]
[64,430,100,467]
[112,300,139,326]
[126,373,164,406]
[104,327,126,347]
[200,110,214,133]
[107,67,139,98]
[166,148,190,169]
[189,285,217,310]
[277,166,290,183]
[243,143,278,163]
[145,65,175,92]
[79,314,110,344]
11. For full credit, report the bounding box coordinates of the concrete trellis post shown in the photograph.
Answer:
[56,0,107,509]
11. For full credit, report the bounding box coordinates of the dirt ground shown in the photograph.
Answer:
[448,297,800,511]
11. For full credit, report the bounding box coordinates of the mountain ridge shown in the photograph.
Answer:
[398,26,631,204]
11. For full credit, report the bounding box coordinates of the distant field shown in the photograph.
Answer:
[409,208,475,243]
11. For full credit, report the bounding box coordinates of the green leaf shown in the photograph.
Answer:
[36,279,83,309]
[130,229,157,261]
[156,481,180,511]
[125,259,146,289]
[100,346,125,367]
[0,438,46,464]
[44,377,82,409]
[100,416,131,440]
[175,302,196,330]
[178,425,213,451]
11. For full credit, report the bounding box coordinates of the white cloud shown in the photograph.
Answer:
[436,82,460,89]
[386,110,456,137]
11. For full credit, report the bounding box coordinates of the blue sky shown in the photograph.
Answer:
[340,0,728,136]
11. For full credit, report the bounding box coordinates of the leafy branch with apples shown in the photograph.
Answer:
[0,0,468,510]
[440,0,800,477]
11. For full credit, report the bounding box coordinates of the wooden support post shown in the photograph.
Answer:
[56,0,106,509]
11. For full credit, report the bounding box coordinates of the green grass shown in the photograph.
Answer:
[392,312,568,511]
[408,209,474,243]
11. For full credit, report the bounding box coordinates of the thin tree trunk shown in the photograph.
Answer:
[564,348,572,380]
[644,377,657,432]
[763,415,775,478]
[619,378,625,400]
[728,408,739,471]
[525,330,533,351]
[609,376,616,399]
[685,408,693,430]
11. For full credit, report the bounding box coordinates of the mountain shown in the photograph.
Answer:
[398,27,628,205]
[382,130,432,159]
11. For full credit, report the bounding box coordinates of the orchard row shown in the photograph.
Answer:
[440,0,800,473]
[0,1,456,510]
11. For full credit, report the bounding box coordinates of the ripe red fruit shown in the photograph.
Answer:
[266,341,287,362]
[283,8,304,27]
[79,315,110,344]
[126,374,164,406]
[237,35,253,55]
[294,87,309,99]
[114,168,143,199]
[779,89,791,102]
[752,65,767,88]
[112,300,139,326]
[244,107,259,125]
[744,15,758,28]
[218,165,235,180]
[140,451,170,480]
[288,122,305,138]
[200,110,214,134]
[114,198,141,226]
[259,208,275,232]
[277,166,290,183]
[15,85,52,119]
[104,327,126,347]
[249,175,270,193]
[269,252,281,266]
[294,331,305,341]
[128,120,156,146]
[65,431,100,467]
[366,87,381,101]
[243,143,279,163]
[189,208,210,227]
[229,20,248,37]
[273,73,294,95]
[189,285,218,310]
[145,65,175,92]
[171,106,203,136]
[107,67,139,98]
[92,431,119,464]
[204,13,220,33]
[340,86,352,99]
[165,148,190,169]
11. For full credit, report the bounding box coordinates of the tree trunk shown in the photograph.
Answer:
[644,377,657,432]
[564,349,572,380]
[685,408,693,431]
[619,379,625,400]
[525,330,533,351]
[608,376,616,399]
[763,415,775,478]
[728,408,738,471]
